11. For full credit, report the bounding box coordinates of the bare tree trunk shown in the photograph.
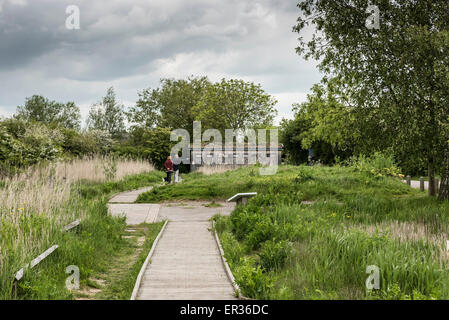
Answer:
[439,154,449,201]
[428,161,436,197]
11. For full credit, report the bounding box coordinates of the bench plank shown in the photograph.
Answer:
[227,192,257,203]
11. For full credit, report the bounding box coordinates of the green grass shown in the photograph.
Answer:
[92,222,164,300]
[139,164,449,300]
[2,171,164,300]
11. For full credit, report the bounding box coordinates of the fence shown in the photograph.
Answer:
[405,175,440,193]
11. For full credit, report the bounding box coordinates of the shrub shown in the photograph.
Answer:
[245,216,278,250]
[141,128,176,170]
[234,257,274,299]
[348,151,403,178]
[220,231,245,267]
[294,166,314,183]
[258,239,292,271]
[0,121,63,174]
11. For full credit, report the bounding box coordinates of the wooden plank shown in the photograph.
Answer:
[135,220,236,300]
[63,219,81,232]
[226,192,257,202]
[213,221,241,298]
[15,245,59,281]
[130,220,168,300]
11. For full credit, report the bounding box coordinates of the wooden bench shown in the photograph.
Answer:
[227,192,257,205]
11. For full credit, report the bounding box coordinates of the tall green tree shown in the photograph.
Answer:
[128,76,210,136]
[15,95,81,130]
[294,0,449,198]
[193,79,278,134]
[296,79,355,151]
[280,79,356,165]
[87,87,126,139]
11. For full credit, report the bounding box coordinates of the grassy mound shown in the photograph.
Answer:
[139,165,449,299]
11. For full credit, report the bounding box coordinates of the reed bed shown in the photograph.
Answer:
[54,157,154,183]
[0,156,154,297]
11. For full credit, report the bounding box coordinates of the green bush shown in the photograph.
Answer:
[0,120,63,175]
[348,151,403,178]
[294,166,314,183]
[127,127,176,170]
[245,217,278,251]
[258,239,291,271]
[234,257,274,299]
[220,231,245,267]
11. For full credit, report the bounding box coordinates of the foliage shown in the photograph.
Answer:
[15,95,81,130]
[233,257,275,300]
[293,0,449,196]
[279,116,309,165]
[139,127,174,170]
[102,157,118,181]
[294,166,314,183]
[60,128,113,157]
[349,151,404,178]
[193,78,278,134]
[128,76,210,136]
[138,165,449,299]
[129,77,277,138]
[87,87,126,139]
[297,79,355,151]
[0,170,163,299]
[280,82,354,166]
[258,240,291,271]
[0,120,63,174]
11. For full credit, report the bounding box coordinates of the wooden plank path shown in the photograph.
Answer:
[136,220,236,300]
[108,187,160,225]
[136,202,237,300]
[109,186,153,203]
[108,188,238,300]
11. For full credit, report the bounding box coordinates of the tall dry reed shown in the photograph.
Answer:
[0,156,154,285]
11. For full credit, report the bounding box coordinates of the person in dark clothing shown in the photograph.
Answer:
[164,156,174,183]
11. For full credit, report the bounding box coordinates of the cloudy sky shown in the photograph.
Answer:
[0,0,321,125]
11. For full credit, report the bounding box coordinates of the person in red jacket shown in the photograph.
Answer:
[164,156,174,183]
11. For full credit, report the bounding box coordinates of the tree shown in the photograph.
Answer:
[193,79,278,134]
[128,76,210,136]
[87,87,126,139]
[296,79,356,152]
[142,127,176,170]
[280,113,310,164]
[294,0,449,198]
[15,95,81,130]
[280,80,355,165]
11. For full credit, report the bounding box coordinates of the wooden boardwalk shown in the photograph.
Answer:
[135,202,237,300]
[107,188,237,300]
[109,187,153,203]
[136,220,236,300]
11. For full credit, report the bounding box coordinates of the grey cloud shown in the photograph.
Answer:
[0,0,321,123]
